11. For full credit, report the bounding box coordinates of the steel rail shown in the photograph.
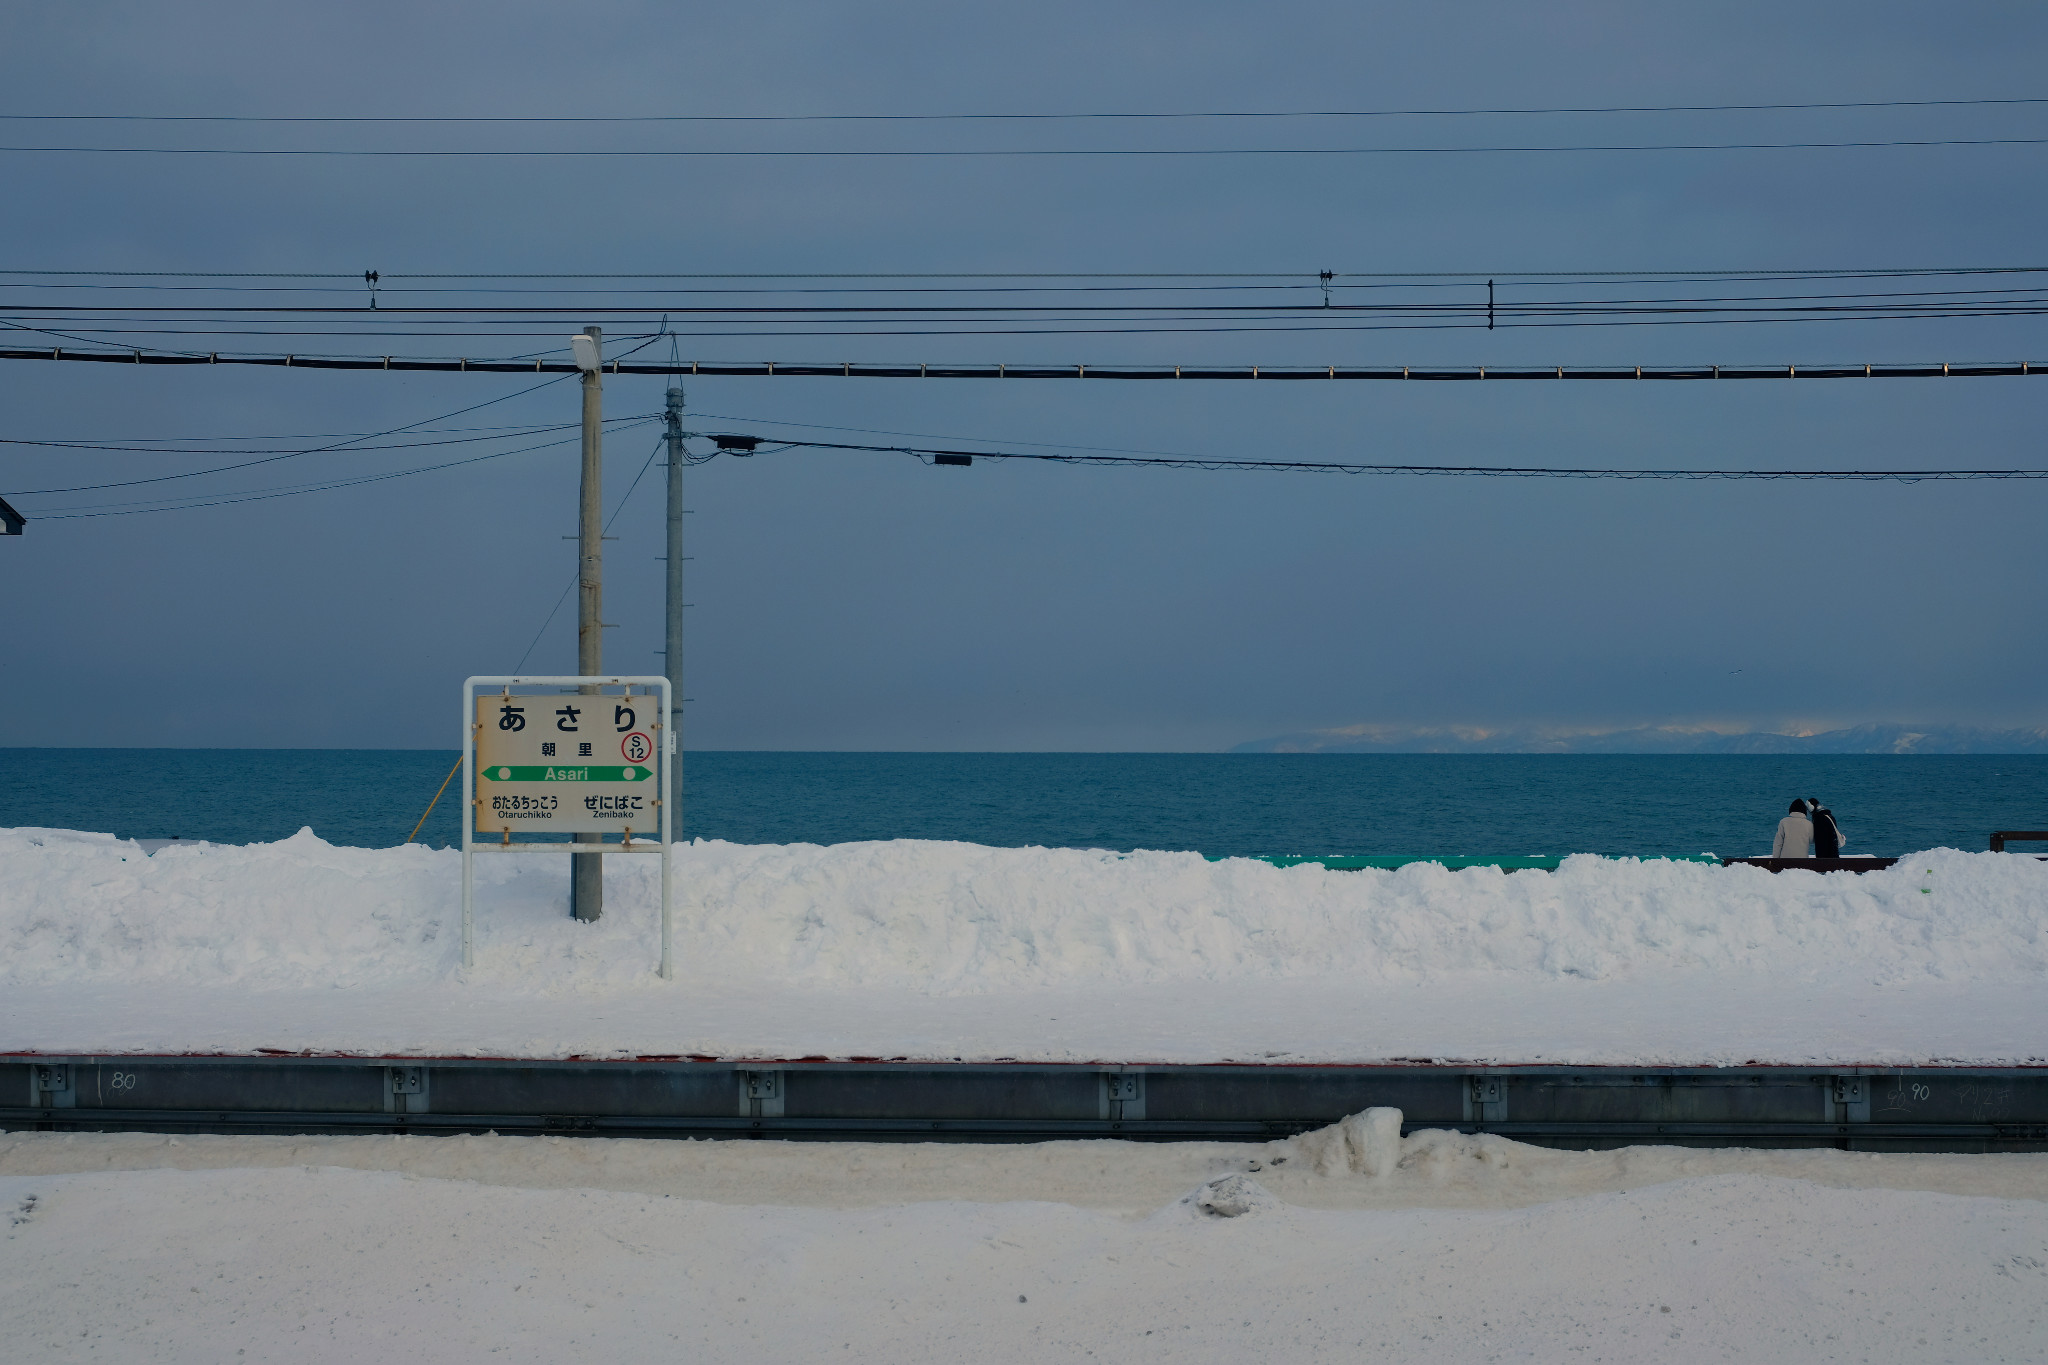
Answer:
[5,1107,2043,1147]
[10,1057,2047,1151]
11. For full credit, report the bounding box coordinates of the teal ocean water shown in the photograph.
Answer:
[4,751,2043,858]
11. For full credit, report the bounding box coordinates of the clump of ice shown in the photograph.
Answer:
[2,828,2043,995]
[1283,1115,1575,1192]
[1185,1174,1280,1218]
[1289,1108,1406,1178]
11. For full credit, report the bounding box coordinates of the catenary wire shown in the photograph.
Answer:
[6,266,2045,282]
[3,343,2041,376]
[7,310,2047,348]
[7,136,2048,157]
[15,273,2048,297]
[14,281,2048,313]
[6,97,2046,123]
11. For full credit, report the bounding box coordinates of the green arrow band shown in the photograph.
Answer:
[481,765,654,782]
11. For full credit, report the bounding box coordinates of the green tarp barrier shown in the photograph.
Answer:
[1210,853,1721,872]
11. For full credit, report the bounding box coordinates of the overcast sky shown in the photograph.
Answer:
[3,2,2045,750]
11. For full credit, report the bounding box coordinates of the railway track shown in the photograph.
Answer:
[8,1056,2046,1151]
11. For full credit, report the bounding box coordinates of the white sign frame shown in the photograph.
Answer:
[461,675,675,979]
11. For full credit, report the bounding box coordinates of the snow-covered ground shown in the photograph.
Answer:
[4,827,2046,1062]
[5,1125,2046,1362]
[9,832,2048,1358]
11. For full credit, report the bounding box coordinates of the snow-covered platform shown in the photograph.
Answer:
[4,827,2046,1071]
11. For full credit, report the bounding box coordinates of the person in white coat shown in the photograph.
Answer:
[1772,799,1813,858]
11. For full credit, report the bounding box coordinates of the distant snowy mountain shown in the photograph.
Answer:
[1229,722,2048,755]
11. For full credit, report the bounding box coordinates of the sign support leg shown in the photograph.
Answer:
[660,815,673,979]
[659,676,674,978]
[461,682,475,969]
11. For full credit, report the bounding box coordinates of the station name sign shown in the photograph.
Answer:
[473,692,660,835]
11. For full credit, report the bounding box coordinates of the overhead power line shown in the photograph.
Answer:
[8,270,2046,348]
[6,266,2042,282]
[0,414,647,456]
[8,319,2047,345]
[4,97,2044,124]
[0,419,634,441]
[1,345,2038,382]
[6,335,678,509]
[509,432,668,674]
[18,417,2038,521]
[7,137,2048,157]
[14,283,2048,315]
[696,433,2048,483]
[18,428,621,517]
[4,374,579,498]
[14,318,2048,344]
[0,427,576,457]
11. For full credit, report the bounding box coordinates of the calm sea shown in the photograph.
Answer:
[4,751,2043,858]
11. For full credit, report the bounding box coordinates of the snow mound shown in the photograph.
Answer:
[3,828,2044,995]
[1286,1108,1406,1177]
[1184,1174,1279,1218]
[1284,1116,1529,1183]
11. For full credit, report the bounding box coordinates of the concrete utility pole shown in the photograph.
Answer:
[571,326,604,922]
[663,384,686,844]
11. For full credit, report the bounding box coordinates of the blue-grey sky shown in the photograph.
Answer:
[3,2,2045,750]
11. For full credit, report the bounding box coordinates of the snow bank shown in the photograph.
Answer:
[12,1124,2048,1213]
[5,1159,2046,1361]
[3,827,2043,995]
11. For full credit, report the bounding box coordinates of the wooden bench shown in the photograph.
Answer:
[1719,857,1897,873]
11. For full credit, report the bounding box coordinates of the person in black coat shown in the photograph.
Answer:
[1809,799,1845,858]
